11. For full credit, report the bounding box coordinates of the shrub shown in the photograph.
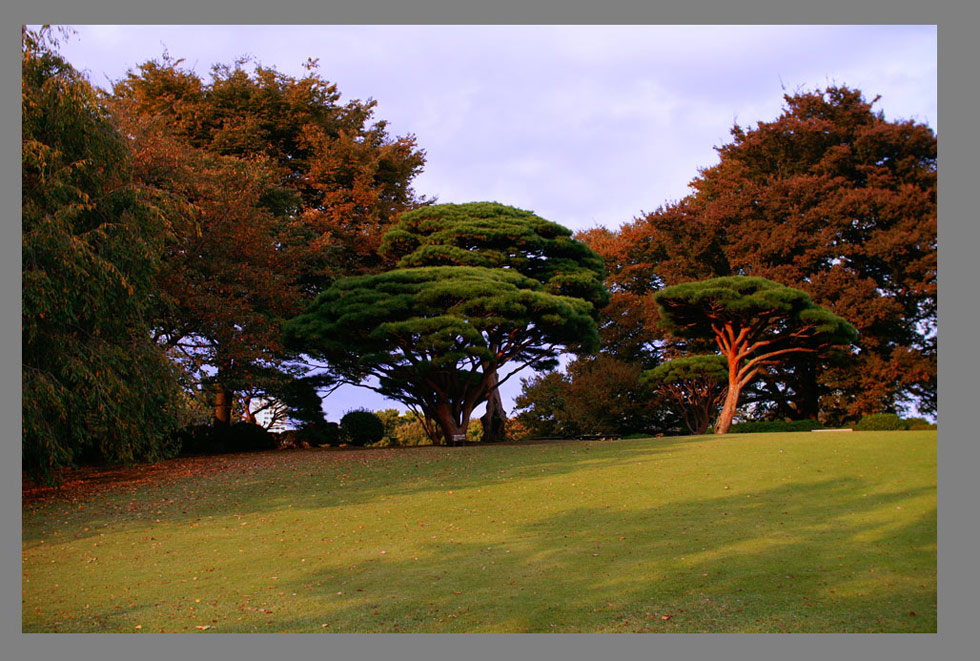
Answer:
[226,422,278,452]
[303,421,341,446]
[175,424,227,456]
[729,419,824,434]
[903,417,937,431]
[340,410,385,446]
[505,417,533,441]
[277,429,303,449]
[855,413,907,431]
[175,422,280,455]
[392,415,434,446]
[464,418,483,443]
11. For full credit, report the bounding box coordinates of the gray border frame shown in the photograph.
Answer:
[8,1,969,660]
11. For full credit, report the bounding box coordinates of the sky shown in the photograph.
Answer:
[48,24,938,420]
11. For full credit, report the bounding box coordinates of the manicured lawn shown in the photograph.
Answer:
[22,430,936,633]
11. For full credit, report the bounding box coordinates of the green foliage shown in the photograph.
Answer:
[728,419,824,434]
[855,413,907,431]
[904,417,937,431]
[514,355,665,438]
[277,375,331,428]
[642,354,729,385]
[378,201,610,442]
[285,264,599,444]
[308,421,342,446]
[654,276,857,435]
[641,355,729,435]
[391,413,435,447]
[466,418,484,443]
[22,29,185,481]
[280,421,341,448]
[513,371,573,438]
[380,202,609,310]
[655,277,857,344]
[340,410,386,446]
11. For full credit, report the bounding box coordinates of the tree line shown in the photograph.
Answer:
[540,84,936,437]
[23,28,936,481]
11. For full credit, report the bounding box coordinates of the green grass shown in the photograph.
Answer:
[22,430,936,633]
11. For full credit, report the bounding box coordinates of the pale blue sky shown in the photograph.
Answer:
[49,24,938,419]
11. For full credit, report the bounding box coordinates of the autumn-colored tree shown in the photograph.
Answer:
[112,56,427,290]
[22,29,185,480]
[113,104,304,425]
[110,55,427,423]
[283,266,599,445]
[513,355,667,438]
[641,355,729,435]
[513,371,573,438]
[379,202,608,440]
[586,86,936,421]
[654,277,857,434]
[559,355,663,437]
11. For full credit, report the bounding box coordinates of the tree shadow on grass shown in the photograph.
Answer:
[22,436,707,543]
[260,477,936,633]
[22,435,936,632]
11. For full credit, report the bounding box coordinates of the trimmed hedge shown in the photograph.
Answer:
[854,413,906,431]
[728,419,824,434]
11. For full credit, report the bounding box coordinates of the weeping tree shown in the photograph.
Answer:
[22,28,187,481]
[283,266,600,445]
[378,202,608,441]
[654,277,858,434]
[641,355,729,435]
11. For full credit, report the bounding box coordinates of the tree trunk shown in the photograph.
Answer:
[432,404,467,446]
[214,388,234,426]
[694,404,711,436]
[714,362,741,434]
[480,368,508,442]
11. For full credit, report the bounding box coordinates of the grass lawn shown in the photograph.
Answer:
[22,430,936,633]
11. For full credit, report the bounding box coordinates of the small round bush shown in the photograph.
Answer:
[854,413,907,431]
[340,410,385,446]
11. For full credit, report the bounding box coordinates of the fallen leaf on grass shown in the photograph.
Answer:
[195,625,212,630]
